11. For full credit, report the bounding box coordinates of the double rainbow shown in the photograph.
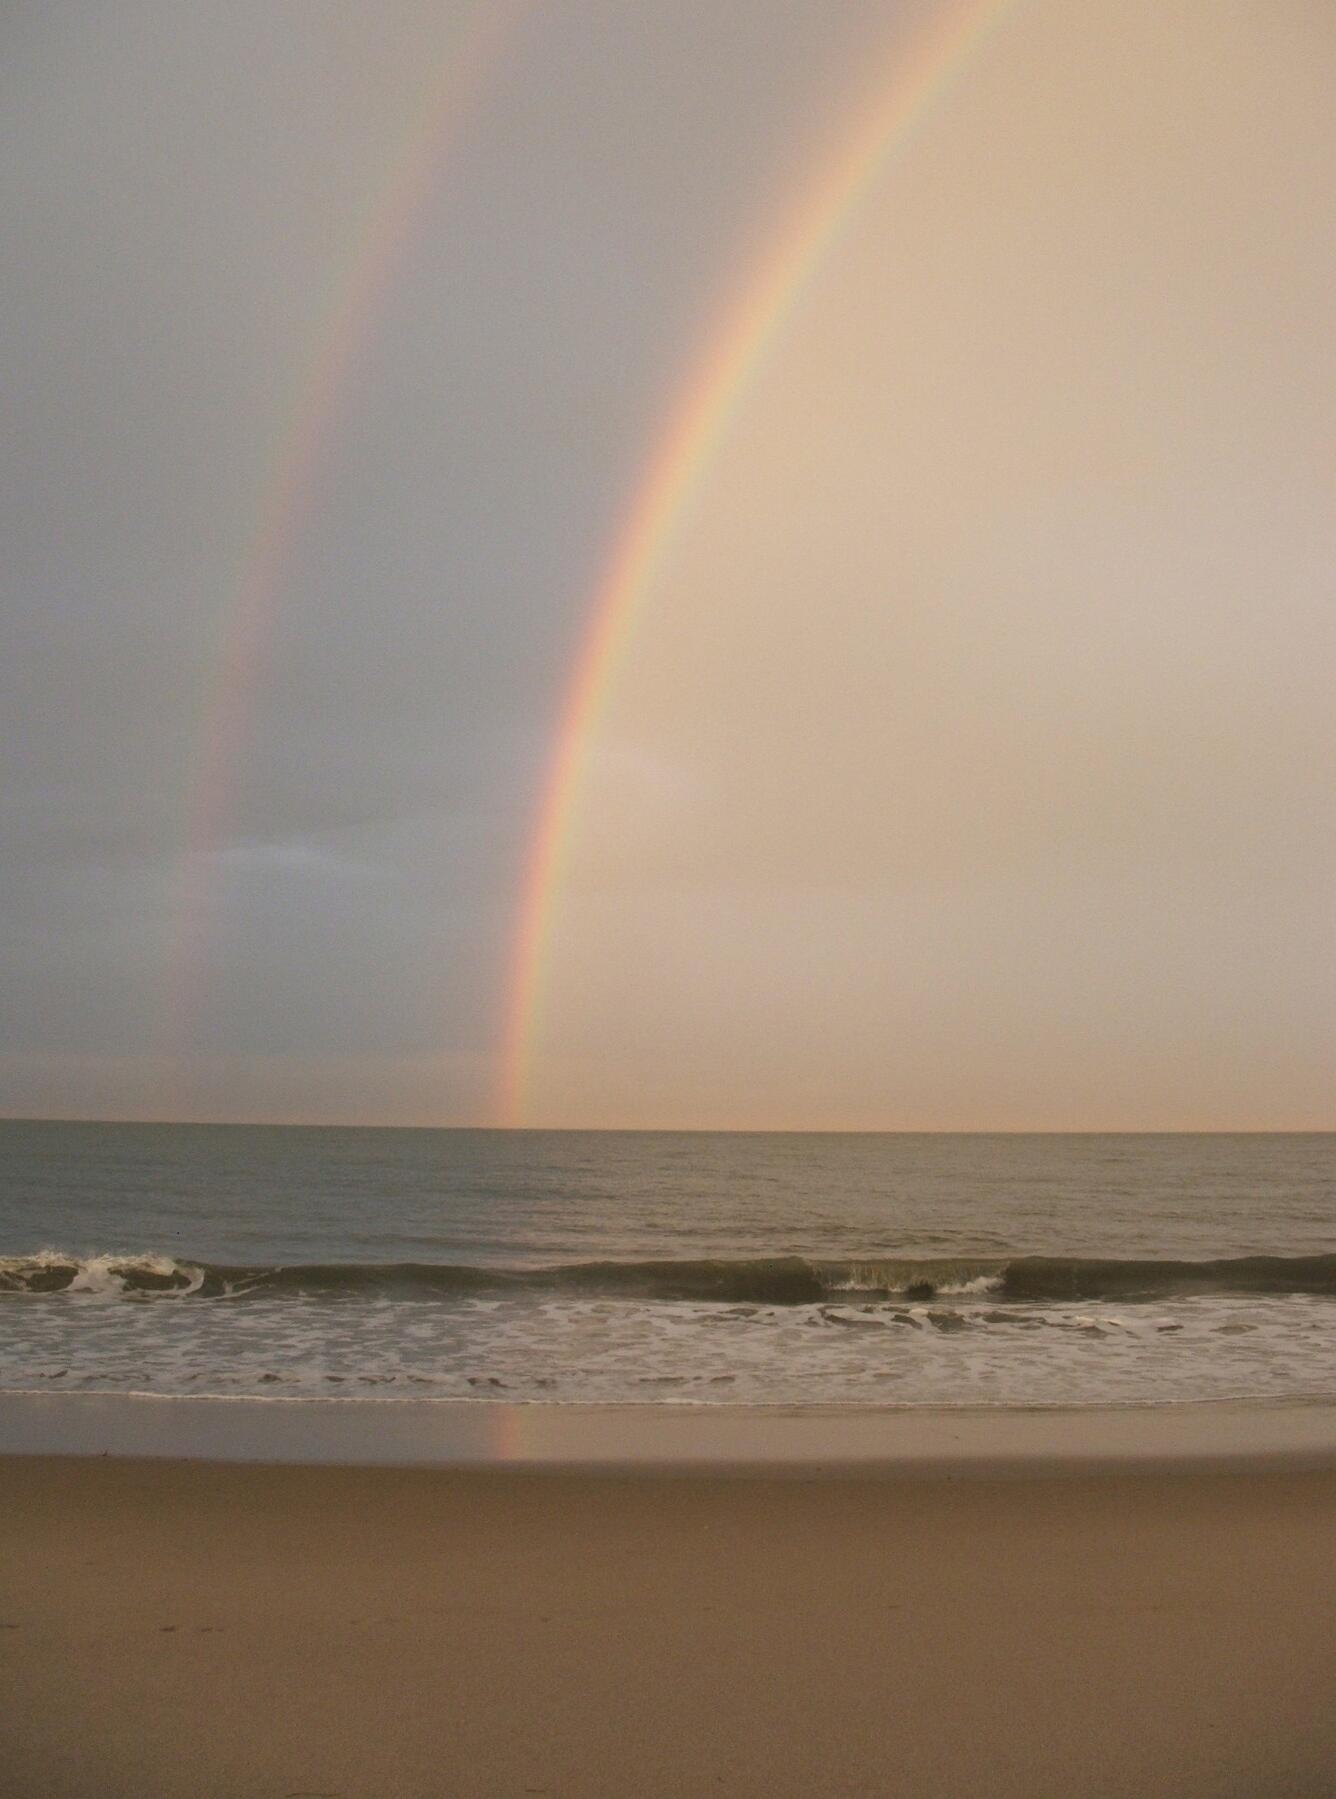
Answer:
[155,1,1019,1120]
[498,0,1019,1125]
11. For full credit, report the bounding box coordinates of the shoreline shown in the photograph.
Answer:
[6,1388,1336,1473]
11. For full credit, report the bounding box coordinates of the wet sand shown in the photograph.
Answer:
[3,1453,1336,1796]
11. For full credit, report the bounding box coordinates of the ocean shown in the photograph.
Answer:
[1,1122,1334,1409]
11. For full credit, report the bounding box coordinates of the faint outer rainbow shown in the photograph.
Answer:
[161,2,522,1080]
[499,0,1019,1125]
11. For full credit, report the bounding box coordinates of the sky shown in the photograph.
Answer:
[2,0,1332,1129]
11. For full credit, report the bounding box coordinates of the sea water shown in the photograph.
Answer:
[1,1122,1333,1408]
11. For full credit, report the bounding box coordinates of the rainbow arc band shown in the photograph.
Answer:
[499,0,1018,1126]
[162,2,523,1083]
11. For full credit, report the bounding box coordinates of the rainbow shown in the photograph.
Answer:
[162,1,522,1079]
[499,0,1021,1126]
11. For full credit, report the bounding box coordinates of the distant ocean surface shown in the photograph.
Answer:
[1,1123,1334,1408]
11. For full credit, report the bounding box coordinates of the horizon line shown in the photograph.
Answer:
[2,1114,1330,1136]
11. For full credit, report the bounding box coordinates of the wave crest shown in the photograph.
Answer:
[0,1251,206,1297]
[4,1250,1336,1305]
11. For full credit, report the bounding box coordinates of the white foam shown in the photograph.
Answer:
[2,1281,1335,1408]
[0,1250,205,1298]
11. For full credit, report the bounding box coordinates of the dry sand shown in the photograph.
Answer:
[2,1455,1335,1797]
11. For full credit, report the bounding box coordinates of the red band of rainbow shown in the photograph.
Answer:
[499,0,1020,1126]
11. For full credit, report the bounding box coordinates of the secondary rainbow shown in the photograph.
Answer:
[161,1,522,1080]
[499,0,1021,1125]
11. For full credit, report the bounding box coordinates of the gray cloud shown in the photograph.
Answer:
[2,0,889,1116]
[3,0,1332,1127]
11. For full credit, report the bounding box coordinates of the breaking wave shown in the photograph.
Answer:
[4,1250,1336,1304]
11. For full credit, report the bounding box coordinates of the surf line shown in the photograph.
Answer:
[499,0,1020,1126]
[160,1,524,1081]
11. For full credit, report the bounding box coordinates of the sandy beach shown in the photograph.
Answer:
[3,1450,1336,1797]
